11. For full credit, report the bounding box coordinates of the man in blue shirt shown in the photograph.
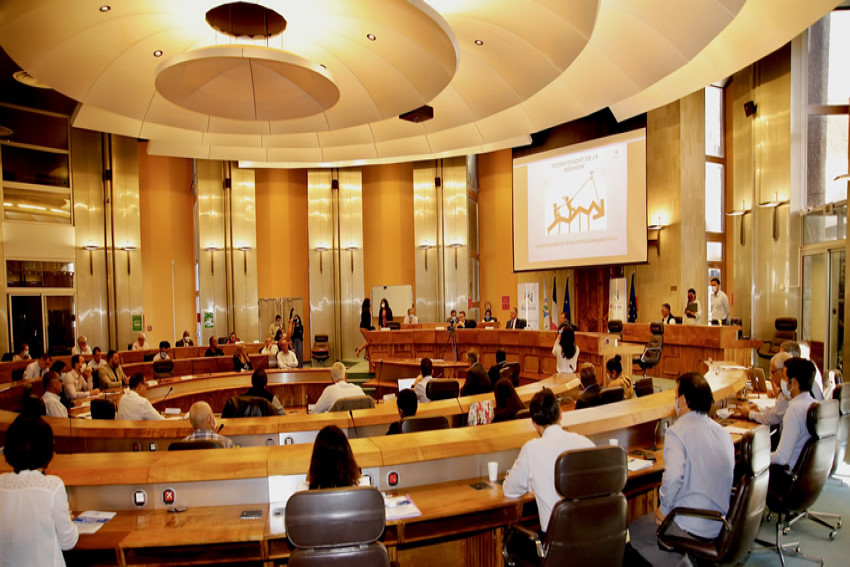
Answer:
[628,372,734,566]
[771,357,817,467]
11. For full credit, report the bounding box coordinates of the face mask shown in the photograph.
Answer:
[160,352,167,359]
[674,397,681,417]
[183,336,190,341]
[781,380,790,397]
[711,286,718,293]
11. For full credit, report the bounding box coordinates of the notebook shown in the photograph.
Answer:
[397,378,416,391]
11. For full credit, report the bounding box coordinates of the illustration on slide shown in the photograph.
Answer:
[546,171,606,235]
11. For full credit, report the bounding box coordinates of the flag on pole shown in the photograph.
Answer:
[543,279,550,331]
[551,276,558,329]
[628,273,638,323]
[563,277,571,325]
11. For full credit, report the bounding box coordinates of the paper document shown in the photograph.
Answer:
[723,425,752,435]
[627,458,653,472]
[74,510,116,534]
[384,494,422,521]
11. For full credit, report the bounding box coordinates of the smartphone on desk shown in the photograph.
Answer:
[241,510,262,520]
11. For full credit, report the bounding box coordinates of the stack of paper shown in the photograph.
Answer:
[627,458,653,472]
[74,511,116,534]
[384,495,422,521]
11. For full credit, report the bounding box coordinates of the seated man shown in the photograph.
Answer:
[412,357,435,403]
[780,341,825,401]
[260,336,278,356]
[403,308,419,325]
[276,340,298,369]
[628,372,734,566]
[176,330,194,347]
[204,336,224,357]
[505,307,527,329]
[488,348,508,387]
[574,363,602,409]
[456,311,468,328]
[460,348,492,396]
[41,371,68,418]
[87,347,108,372]
[661,303,676,325]
[387,388,418,435]
[23,354,51,381]
[447,309,458,324]
[311,362,366,414]
[156,341,171,361]
[244,369,286,415]
[733,352,791,424]
[71,335,92,355]
[117,373,164,421]
[771,357,817,467]
[62,355,99,400]
[12,343,30,362]
[131,333,150,351]
[183,401,235,448]
[99,350,127,389]
[503,388,594,533]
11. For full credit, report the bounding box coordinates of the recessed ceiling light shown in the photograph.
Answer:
[12,70,50,89]
[153,50,163,57]
[99,5,111,12]
[366,33,376,41]
[474,39,484,46]
[319,64,326,69]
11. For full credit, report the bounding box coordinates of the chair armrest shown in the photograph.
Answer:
[506,524,545,558]
[657,507,729,550]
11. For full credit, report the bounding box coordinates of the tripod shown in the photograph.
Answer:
[440,324,459,361]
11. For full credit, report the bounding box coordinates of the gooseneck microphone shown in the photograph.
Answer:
[217,423,225,434]
[349,409,359,438]
[160,386,174,402]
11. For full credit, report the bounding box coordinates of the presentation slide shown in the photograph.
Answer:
[513,129,647,271]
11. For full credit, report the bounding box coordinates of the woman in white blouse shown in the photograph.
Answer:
[0,414,78,566]
[552,327,580,373]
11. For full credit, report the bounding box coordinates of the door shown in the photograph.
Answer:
[9,295,44,358]
[828,249,845,372]
[802,248,845,375]
[45,295,75,355]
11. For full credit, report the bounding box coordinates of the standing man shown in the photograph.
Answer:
[709,277,731,325]
[117,374,164,421]
[269,315,283,339]
[661,303,676,325]
[683,288,702,325]
[311,362,366,414]
[628,372,734,565]
[771,357,817,467]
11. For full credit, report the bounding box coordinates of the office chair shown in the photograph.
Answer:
[152,359,174,378]
[286,486,390,567]
[426,379,460,401]
[11,368,24,381]
[658,426,770,566]
[756,317,798,360]
[607,319,623,335]
[311,334,330,367]
[168,439,226,451]
[400,415,450,433]
[329,396,375,412]
[634,321,663,377]
[221,395,277,418]
[755,400,839,564]
[385,321,401,330]
[503,445,628,567]
[633,377,654,398]
[599,387,625,405]
[90,398,116,420]
[504,362,521,386]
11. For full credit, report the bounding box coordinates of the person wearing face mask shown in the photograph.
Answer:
[157,341,171,361]
[62,354,99,400]
[176,331,194,347]
[708,277,730,325]
[733,352,791,425]
[378,298,393,328]
[403,307,419,325]
[288,313,304,368]
[627,372,734,566]
[183,401,235,448]
[682,288,702,325]
[12,343,30,361]
[771,357,818,467]
[87,346,108,371]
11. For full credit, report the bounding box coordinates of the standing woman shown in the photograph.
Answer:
[0,414,78,565]
[605,355,633,399]
[232,342,253,372]
[552,327,580,373]
[288,313,305,368]
[378,298,393,328]
[355,298,374,358]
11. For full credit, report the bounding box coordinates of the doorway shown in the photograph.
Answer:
[7,293,76,356]
[802,248,845,374]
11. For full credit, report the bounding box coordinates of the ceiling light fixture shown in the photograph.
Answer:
[474,39,484,46]
[366,33,376,41]
[99,5,111,12]
[153,50,163,57]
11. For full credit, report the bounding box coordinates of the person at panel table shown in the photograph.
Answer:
[232,342,253,372]
[71,335,92,356]
[378,298,393,328]
[296,425,370,491]
[12,343,30,361]
[62,354,99,400]
[276,340,298,369]
[574,364,603,410]
[131,332,150,350]
[403,307,419,325]
[205,336,224,357]
[99,350,128,390]
[460,348,492,397]
[456,310,476,328]
[23,353,51,381]
[733,352,792,425]
[771,357,817,467]
[661,303,677,325]
[386,388,418,435]
[505,307,526,329]
[176,330,194,347]
[482,301,497,323]
[41,371,68,418]
[260,336,278,356]
[355,298,374,359]
[605,355,633,399]
[116,373,164,421]
[183,401,235,448]
[448,309,458,324]
[552,326,580,374]
[412,357,435,403]
[682,288,702,325]
[311,362,366,414]
[244,368,286,415]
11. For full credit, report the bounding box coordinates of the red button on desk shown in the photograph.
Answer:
[387,470,399,487]
[162,488,176,505]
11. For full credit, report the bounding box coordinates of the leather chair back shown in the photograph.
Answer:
[168,439,226,451]
[90,398,116,420]
[543,446,627,567]
[600,387,625,405]
[221,395,277,418]
[505,362,521,385]
[607,319,623,334]
[311,334,330,364]
[426,379,459,401]
[758,317,798,359]
[286,487,389,567]
[769,400,839,514]
[633,377,654,397]
[831,384,849,476]
[329,396,375,412]
[638,322,664,370]
[152,359,174,378]
[400,415,450,433]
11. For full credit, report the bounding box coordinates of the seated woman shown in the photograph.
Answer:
[232,342,253,372]
[605,355,633,399]
[493,377,526,422]
[0,414,78,565]
[297,425,370,490]
[227,331,240,344]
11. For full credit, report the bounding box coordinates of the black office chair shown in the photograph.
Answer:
[400,415,450,433]
[153,359,174,378]
[633,377,654,398]
[607,320,623,335]
[1,352,13,362]
[658,426,770,566]
[168,439,226,451]
[757,317,798,360]
[599,387,624,405]
[311,334,330,367]
[426,379,460,401]
[11,368,24,381]
[329,396,375,412]
[385,321,401,330]
[634,322,663,377]
[755,400,839,564]
[504,362,521,386]
[91,398,116,420]
[504,445,628,567]
[221,395,277,418]
[286,486,390,567]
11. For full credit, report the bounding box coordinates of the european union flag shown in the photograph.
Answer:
[627,273,637,323]
[563,277,571,324]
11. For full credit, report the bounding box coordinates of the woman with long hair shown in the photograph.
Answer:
[303,425,365,490]
[378,298,393,328]
[605,354,633,399]
[355,298,374,358]
[552,327,580,373]
[493,377,526,422]
[232,342,253,372]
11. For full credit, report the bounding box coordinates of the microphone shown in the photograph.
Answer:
[216,423,225,434]
[161,387,174,402]
[348,409,359,438]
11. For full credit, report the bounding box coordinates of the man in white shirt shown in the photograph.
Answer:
[131,332,150,350]
[734,352,792,424]
[412,358,435,403]
[71,335,92,355]
[311,362,366,413]
[117,374,165,421]
[62,354,99,400]
[276,340,298,369]
[155,341,171,361]
[661,303,676,325]
[771,357,817,467]
[780,341,825,401]
[260,336,279,356]
[23,354,51,380]
[41,371,68,418]
[709,277,731,325]
[269,315,283,339]
[87,347,108,371]
[403,308,419,325]
[503,388,595,532]
[683,288,702,325]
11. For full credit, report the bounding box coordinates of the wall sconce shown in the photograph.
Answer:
[757,192,789,241]
[447,241,464,269]
[418,242,434,270]
[344,244,359,273]
[646,222,664,256]
[204,245,220,275]
[238,245,252,274]
[121,244,137,275]
[725,200,750,245]
[82,243,101,275]
[314,245,330,273]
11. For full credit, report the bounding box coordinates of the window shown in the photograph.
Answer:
[705,86,726,288]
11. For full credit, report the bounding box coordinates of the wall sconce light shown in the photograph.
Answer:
[447,241,464,269]
[314,245,330,273]
[204,245,220,275]
[725,200,750,245]
[757,192,789,241]
[121,244,137,275]
[82,243,101,275]
[646,222,664,256]
[418,242,434,270]
[344,244,359,273]
[238,245,252,274]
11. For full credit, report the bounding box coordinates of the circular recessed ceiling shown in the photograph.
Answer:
[205,2,287,39]
[155,45,340,121]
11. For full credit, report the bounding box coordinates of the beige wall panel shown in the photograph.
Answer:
[442,157,469,317]
[196,160,229,343]
[307,170,336,356]
[230,166,259,341]
[337,169,365,358]
[413,162,440,322]
[679,89,708,312]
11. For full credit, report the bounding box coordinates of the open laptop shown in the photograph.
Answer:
[397,378,416,391]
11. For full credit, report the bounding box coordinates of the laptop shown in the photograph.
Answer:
[397,378,416,391]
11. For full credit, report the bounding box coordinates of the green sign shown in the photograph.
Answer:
[203,312,215,328]
[131,314,143,332]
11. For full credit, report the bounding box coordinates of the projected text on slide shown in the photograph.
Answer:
[527,140,628,262]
